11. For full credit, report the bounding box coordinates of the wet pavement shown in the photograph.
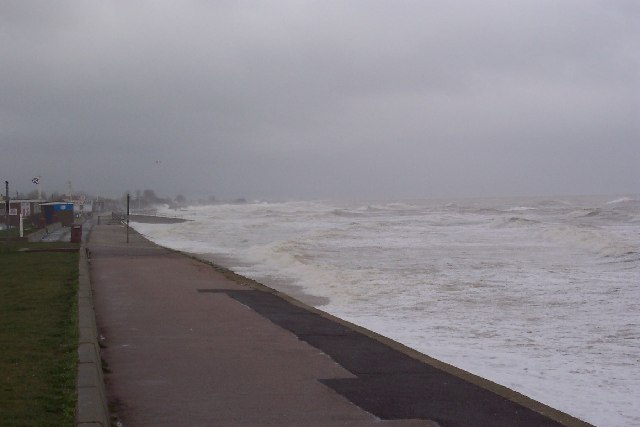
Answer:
[40,226,71,242]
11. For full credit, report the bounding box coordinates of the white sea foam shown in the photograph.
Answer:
[505,206,538,212]
[542,224,638,260]
[132,195,640,427]
[606,197,635,205]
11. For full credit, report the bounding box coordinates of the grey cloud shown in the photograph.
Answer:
[1,0,638,200]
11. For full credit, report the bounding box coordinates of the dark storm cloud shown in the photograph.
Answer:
[1,0,638,200]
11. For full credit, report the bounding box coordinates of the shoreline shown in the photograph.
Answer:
[127,214,190,224]
[180,249,590,427]
[193,252,332,307]
[127,217,594,426]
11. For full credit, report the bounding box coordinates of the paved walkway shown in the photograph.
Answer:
[88,223,591,427]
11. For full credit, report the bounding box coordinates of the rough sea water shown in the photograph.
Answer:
[131,195,640,427]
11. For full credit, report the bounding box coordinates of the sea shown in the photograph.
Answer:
[130,195,639,427]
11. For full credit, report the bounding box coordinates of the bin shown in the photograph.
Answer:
[70,224,82,243]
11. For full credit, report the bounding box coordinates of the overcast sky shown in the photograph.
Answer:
[1,0,638,201]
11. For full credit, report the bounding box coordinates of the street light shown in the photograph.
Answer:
[5,181,9,241]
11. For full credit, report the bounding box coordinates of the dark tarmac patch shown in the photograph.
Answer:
[198,288,574,427]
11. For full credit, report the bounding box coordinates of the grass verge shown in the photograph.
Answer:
[0,242,79,426]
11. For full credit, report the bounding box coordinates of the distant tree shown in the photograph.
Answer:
[175,194,186,204]
[142,189,161,204]
[103,197,124,212]
[26,190,47,200]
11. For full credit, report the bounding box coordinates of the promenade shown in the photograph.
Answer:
[87,222,590,426]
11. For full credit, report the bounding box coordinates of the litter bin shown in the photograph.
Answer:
[70,224,82,243]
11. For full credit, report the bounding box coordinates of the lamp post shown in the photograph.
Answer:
[126,193,130,244]
[5,181,9,241]
[32,176,41,200]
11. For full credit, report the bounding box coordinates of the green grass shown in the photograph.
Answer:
[0,225,38,237]
[0,242,79,426]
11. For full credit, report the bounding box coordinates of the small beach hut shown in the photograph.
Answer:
[40,202,74,226]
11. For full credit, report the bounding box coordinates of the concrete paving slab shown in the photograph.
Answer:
[76,385,109,426]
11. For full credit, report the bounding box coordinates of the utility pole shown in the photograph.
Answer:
[5,181,9,241]
[126,193,130,244]
[34,176,41,200]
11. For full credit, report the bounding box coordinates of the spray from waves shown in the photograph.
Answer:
[542,224,638,261]
[491,217,540,228]
[331,202,425,218]
[331,208,365,218]
[605,197,636,205]
[238,238,381,306]
[360,202,424,212]
[505,206,538,212]
[568,208,602,218]
[131,222,214,254]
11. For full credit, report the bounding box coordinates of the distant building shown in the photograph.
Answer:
[93,199,105,212]
[0,199,44,228]
[61,194,94,217]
